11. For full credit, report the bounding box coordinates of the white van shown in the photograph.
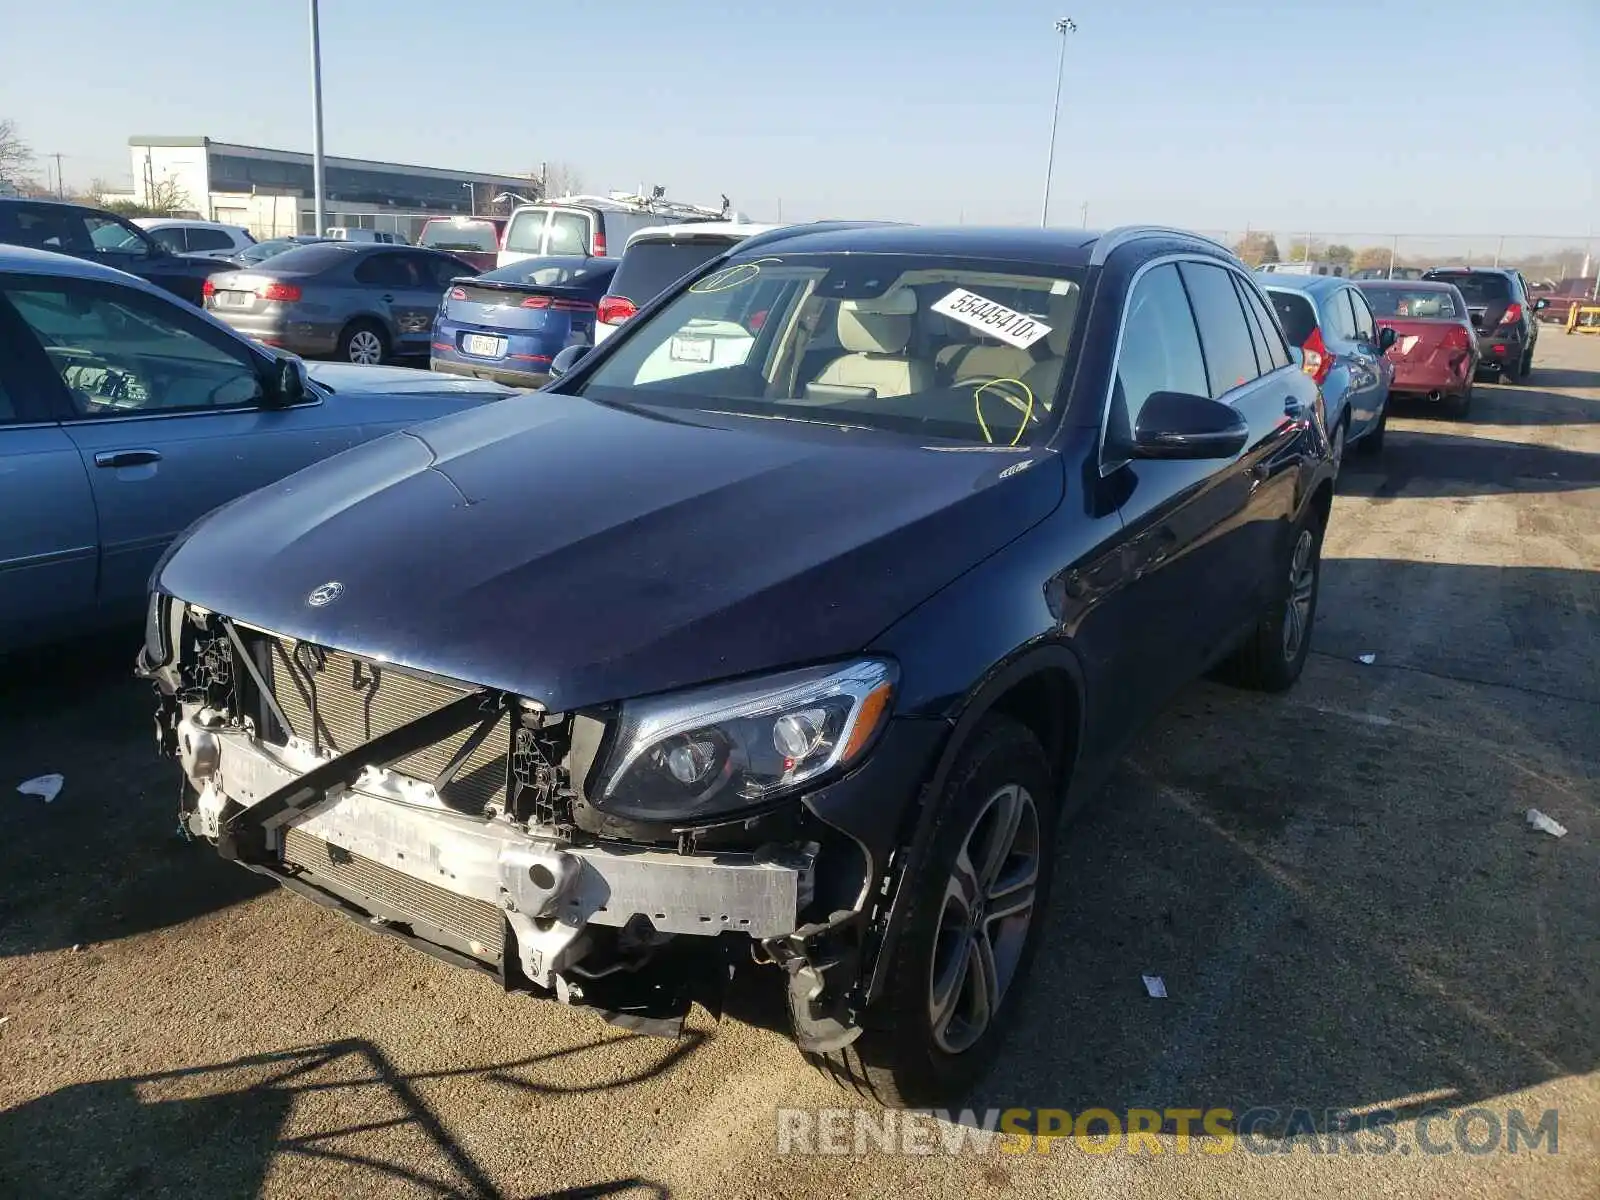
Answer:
[326,226,408,245]
[1257,260,1348,277]
[497,193,738,267]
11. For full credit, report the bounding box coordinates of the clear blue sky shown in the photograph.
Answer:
[1,0,1594,241]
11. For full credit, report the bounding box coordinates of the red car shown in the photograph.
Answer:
[416,216,507,273]
[1358,281,1479,416]
[1530,277,1598,325]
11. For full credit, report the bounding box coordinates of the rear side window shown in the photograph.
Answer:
[186,227,237,252]
[1178,261,1261,398]
[353,253,417,288]
[1237,281,1290,369]
[1321,291,1357,340]
[609,240,740,305]
[546,211,591,255]
[1113,262,1208,429]
[148,227,188,252]
[1346,289,1376,340]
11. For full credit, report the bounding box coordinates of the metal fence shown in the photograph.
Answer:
[1191,230,1595,284]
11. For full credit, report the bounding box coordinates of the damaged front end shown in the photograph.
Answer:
[138,594,936,1049]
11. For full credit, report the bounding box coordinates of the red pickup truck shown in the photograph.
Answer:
[1530,277,1599,324]
[416,216,507,273]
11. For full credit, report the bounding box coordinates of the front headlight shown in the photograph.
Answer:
[592,659,897,822]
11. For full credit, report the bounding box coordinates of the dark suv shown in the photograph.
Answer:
[1421,267,1547,382]
[140,224,1336,1105]
[0,198,223,308]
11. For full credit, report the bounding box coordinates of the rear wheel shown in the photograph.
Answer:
[1330,418,1347,472]
[337,320,388,365]
[1220,511,1323,693]
[808,715,1056,1106]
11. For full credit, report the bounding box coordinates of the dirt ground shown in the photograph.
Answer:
[3,334,1597,1200]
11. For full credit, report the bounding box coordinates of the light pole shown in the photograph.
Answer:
[1040,17,1077,228]
[462,182,475,216]
[309,0,327,237]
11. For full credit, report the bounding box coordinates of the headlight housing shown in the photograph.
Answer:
[592,659,897,822]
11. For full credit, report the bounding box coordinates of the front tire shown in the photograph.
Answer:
[809,715,1056,1106]
[337,320,389,365]
[1220,510,1324,693]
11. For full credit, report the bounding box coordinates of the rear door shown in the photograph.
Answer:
[0,303,99,650]
[396,252,466,352]
[1342,286,1390,430]
[352,251,419,349]
[499,208,549,266]
[1,274,362,616]
[546,208,595,256]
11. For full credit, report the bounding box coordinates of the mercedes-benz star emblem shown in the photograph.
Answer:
[306,581,344,608]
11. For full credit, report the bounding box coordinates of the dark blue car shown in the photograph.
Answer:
[430,255,617,387]
[142,223,1336,1107]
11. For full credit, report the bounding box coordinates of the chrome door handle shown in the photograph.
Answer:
[94,449,162,468]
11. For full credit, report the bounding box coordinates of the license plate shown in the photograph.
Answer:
[463,333,507,358]
[213,291,252,308]
[669,336,713,363]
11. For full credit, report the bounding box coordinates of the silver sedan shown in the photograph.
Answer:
[204,242,478,364]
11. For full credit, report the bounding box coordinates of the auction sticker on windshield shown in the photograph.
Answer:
[931,288,1053,349]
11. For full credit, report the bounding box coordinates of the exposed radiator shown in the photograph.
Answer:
[282,826,505,962]
[262,636,509,815]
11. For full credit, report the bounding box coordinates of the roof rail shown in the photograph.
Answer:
[1089,225,1237,267]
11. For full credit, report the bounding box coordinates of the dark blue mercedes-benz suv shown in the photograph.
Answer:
[139,222,1336,1105]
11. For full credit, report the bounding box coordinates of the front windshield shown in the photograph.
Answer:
[572,252,1084,445]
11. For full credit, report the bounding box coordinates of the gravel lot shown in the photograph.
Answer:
[3,334,1596,1200]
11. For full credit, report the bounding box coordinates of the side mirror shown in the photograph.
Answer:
[548,344,588,381]
[1533,298,1549,311]
[1378,326,1397,352]
[1131,391,1250,461]
[267,355,308,406]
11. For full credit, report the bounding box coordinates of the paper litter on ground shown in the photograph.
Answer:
[16,774,63,803]
[1142,975,1168,999]
[1357,653,1377,665]
[1526,808,1568,838]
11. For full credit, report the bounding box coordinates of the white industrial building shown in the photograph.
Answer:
[122,136,537,240]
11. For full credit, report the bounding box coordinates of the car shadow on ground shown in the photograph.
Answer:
[1385,371,1600,428]
[1337,427,1600,499]
[958,557,1597,1133]
[0,1037,680,1199]
[0,628,273,958]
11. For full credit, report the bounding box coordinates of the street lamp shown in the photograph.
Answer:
[462,182,475,216]
[1040,17,1077,228]
[309,0,327,237]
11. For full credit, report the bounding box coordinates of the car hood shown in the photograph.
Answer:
[305,362,522,398]
[154,395,1064,709]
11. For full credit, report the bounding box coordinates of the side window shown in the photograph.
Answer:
[148,227,189,253]
[1238,279,1290,369]
[353,252,413,287]
[1321,291,1356,340]
[86,215,150,258]
[416,254,466,289]
[1177,262,1262,398]
[4,280,266,418]
[547,211,590,255]
[1231,274,1273,374]
[1111,262,1208,434]
[186,227,236,253]
[1347,289,1376,341]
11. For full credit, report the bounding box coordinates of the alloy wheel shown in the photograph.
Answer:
[1331,421,1346,471]
[1282,528,1317,661]
[927,783,1041,1055]
[347,330,384,364]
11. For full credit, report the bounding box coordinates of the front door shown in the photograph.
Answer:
[1,273,358,617]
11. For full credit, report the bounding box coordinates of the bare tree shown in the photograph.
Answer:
[1232,231,1282,266]
[538,161,584,200]
[0,118,34,186]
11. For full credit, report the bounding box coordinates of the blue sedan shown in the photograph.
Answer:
[430,255,617,388]
[1261,274,1397,464]
[0,245,520,653]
